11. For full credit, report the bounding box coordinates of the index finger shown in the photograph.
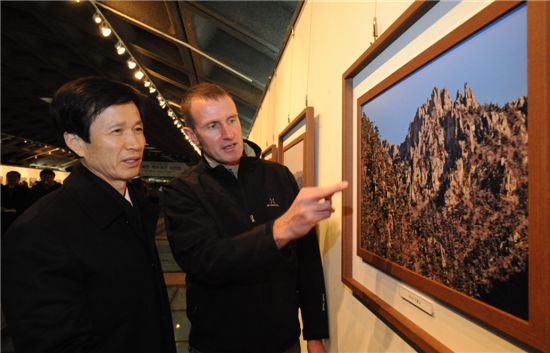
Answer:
[307,181,349,200]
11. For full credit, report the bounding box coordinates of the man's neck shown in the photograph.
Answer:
[203,153,239,178]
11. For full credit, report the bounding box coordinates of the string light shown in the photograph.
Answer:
[93,13,102,24]
[100,25,112,37]
[115,42,126,55]
[90,2,201,155]
[126,58,137,69]
[134,70,144,80]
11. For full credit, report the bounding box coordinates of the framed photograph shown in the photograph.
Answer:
[278,107,315,188]
[342,2,549,352]
[261,144,278,162]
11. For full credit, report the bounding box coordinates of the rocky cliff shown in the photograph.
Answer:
[360,83,528,316]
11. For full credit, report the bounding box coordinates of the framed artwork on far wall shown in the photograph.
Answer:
[278,107,315,188]
[342,1,549,352]
[261,144,278,162]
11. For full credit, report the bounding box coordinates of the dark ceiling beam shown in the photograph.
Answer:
[30,3,110,79]
[162,1,199,86]
[181,2,279,60]
[145,69,190,92]
[130,44,195,77]
[176,3,206,85]
[95,1,257,86]
[1,31,76,84]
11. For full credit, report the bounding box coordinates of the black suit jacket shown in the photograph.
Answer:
[1,164,176,353]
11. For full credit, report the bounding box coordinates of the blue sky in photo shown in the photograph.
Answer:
[361,3,527,145]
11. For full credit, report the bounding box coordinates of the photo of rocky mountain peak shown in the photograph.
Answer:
[360,82,528,319]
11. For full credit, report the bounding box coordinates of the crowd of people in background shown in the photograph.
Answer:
[1,169,61,233]
[1,168,164,234]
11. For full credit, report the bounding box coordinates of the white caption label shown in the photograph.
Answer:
[399,286,434,316]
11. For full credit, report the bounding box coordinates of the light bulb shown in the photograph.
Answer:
[134,70,144,80]
[93,13,102,24]
[100,25,112,37]
[144,80,151,88]
[149,86,156,93]
[127,59,137,69]
[115,42,126,55]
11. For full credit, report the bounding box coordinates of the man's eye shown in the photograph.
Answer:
[135,126,144,132]
[111,129,122,134]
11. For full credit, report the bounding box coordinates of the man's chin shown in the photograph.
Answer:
[219,154,241,166]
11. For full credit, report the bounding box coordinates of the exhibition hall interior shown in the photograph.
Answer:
[1,1,548,353]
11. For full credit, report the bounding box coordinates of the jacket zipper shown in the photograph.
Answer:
[235,174,255,225]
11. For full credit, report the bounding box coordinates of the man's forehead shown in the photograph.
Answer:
[191,96,238,116]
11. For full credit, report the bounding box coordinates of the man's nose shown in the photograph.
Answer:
[220,123,234,139]
[125,131,143,149]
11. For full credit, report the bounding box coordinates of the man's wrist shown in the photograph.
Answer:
[272,218,289,249]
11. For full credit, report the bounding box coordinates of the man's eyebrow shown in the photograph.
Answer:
[103,121,139,131]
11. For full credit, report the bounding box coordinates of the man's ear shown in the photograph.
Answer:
[64,132,86,158]
[183,127,200,147]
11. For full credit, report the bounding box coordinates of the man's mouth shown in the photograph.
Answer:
[122,157,141,167]
[222,143,236,151]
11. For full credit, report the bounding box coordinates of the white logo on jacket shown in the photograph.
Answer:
[266,197,279,208]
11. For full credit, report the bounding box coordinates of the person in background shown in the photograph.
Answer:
[26,168,62,206]
[162,82,347,353]
[1,171,29,234]
[1,76,176,353]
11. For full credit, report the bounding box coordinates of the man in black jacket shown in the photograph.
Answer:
[1,77,176,353]
[27,168,62,206]
[1,171,29,233]
[162,83,347,353]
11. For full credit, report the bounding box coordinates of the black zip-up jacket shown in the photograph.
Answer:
[2,164,176,353]
[162,147,329,353]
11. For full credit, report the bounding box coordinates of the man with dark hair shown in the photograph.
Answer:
[1,76,176,353]
[1,171,29,233]
[163,82,347,353]
[27,168,62,206]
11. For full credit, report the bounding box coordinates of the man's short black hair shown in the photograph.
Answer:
[6,171,21,179]
[39,169,55,178]
[50,76,144,143]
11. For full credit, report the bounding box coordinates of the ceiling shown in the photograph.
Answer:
[1,0,301,171]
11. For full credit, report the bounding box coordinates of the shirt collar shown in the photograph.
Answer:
[203,153,239,178]
[124,187,133,206]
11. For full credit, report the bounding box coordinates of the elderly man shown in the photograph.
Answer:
[162,82,347,353]
[1,77,176,353]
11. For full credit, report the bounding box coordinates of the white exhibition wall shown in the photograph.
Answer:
[249,1,528,352]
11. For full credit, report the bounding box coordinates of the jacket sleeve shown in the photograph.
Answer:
[296,229,329,340]
[161,177,289,286]
[1,224,94,353]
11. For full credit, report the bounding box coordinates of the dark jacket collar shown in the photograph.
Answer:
[63,163,132,229]
[198,139,262,178]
